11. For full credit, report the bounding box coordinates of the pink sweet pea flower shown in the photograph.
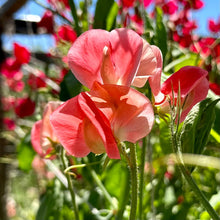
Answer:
[50,83,154,159]
[31,101,62,158]
[13,43,30,64]
[68,28,143,89]
[159,66,209,123]
[68,28,161,91]
[50,92,120,159]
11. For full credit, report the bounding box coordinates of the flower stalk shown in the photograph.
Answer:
[60,148,79,220]
[169,100,220,220]
[129,143,138,220]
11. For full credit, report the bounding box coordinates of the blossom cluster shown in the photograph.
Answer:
[31,28,209,159]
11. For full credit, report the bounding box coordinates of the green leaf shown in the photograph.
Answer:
[59,71,82,101]
[181,98,220,155]
[159,118,172,154]
[174,53,199,72]
[17,134,35,171]
[155,7,167,62]
[106,2,118,31]
[93,0,115,29]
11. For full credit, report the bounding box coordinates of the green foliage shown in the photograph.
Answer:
[36,180,74,220]
[17,134,35,171]
[155,7,168,63]
[106,2,119,31]
[93,0,115,29]
[59,70,82,101]
[181,98,220,155]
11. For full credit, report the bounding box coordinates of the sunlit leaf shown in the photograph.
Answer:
[155,7,167,62]
[93,0,115,29]
[106,2,118,31]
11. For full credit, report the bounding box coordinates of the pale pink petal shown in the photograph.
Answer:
[50,97,91,157]
[78,93,120,159]
[68,28,143,88]
[41,101,62,152]
[31,120,45,157]
[132,39,158,87]
[89,83,154,143]
[148,45,165,104]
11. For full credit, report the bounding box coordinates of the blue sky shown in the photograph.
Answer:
[2,0,220,53]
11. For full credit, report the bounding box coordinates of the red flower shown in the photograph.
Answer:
[14,97,35,118]
[6,71,24,92]
[209,83,220,96]
[1,96,15,111]
[3,118,16,131]
[55,25,77,44]
[159,66,209,123]
[27,71,47,90]
[37,10,54,34]
[0,57,21,78]
[208,18,220,33]
[13,43,30,64]
[162,1,178,15]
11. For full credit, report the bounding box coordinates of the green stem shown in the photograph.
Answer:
[177,159,220,220]
[115,168,130,220]
[139,137,147,220]
[170,115,220,220]
[68,0,81,36]
[129,143,138,220]
[83,158,117,211]
[60,149,79,220]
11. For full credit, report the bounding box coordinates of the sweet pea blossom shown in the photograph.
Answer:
[68,28,161,92]
[50,92,120,159]
[50,28,161,159]
[31,101,62,158]
[158,66,209,123]
[50,83,154,159]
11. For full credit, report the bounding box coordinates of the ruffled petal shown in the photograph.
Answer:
[41,101,62,151]
[132,39,158,87]
[31,120,45,157]
[148,45,165,104]
[50,96,91,157]
[78,93,120,159]
[89,83,154,143]
[161,66,208,97]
